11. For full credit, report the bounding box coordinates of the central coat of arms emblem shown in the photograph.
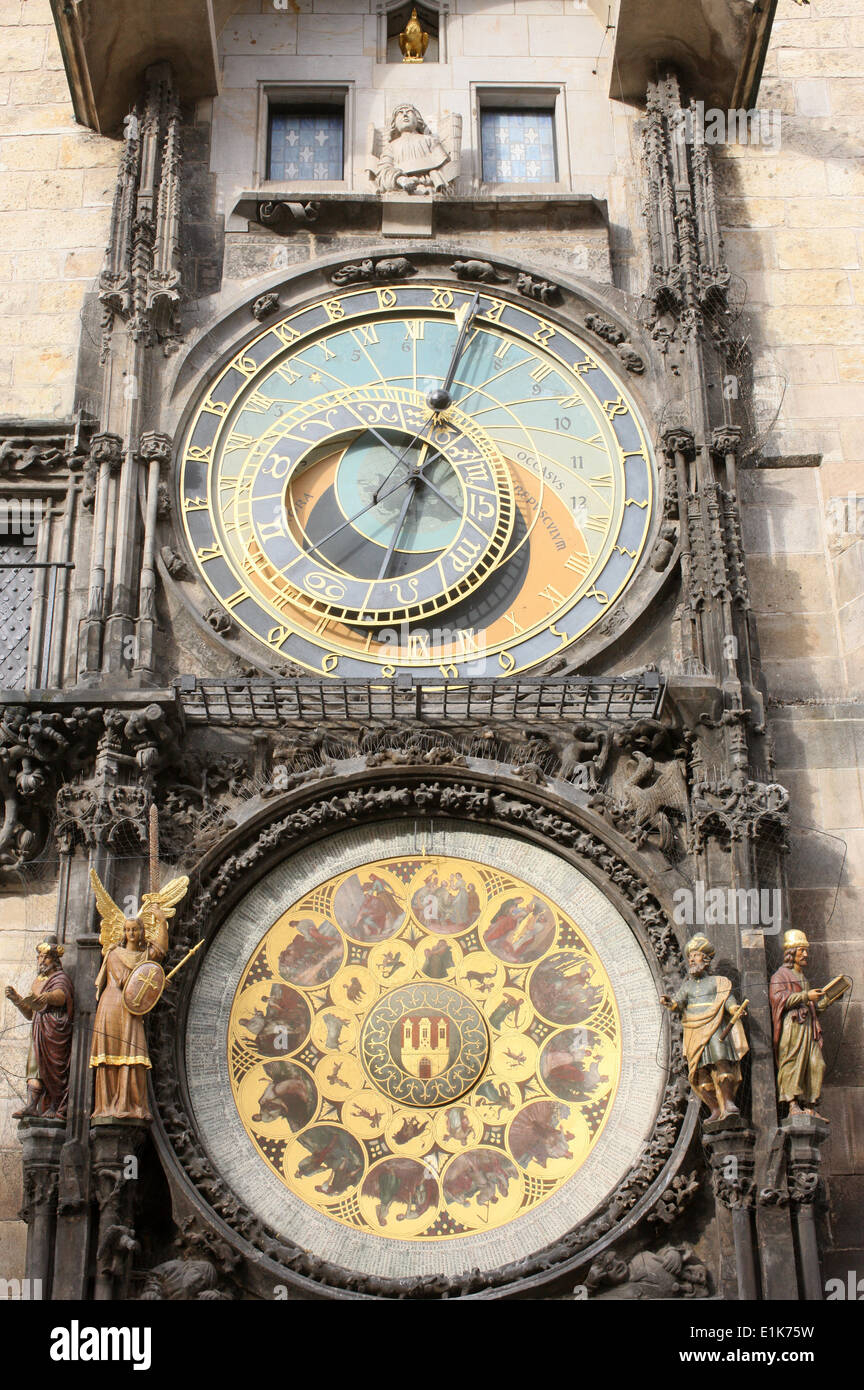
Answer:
[360,983,489,1106]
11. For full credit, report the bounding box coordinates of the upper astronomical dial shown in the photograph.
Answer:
[239,385,515,626]
[180,282,655,678]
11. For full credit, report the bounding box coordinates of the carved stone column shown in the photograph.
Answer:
[78,431,123,681]
[784,1114,830,1301]
[134,430,172,679]
[18,1118,66,1298]
[702,1115,758,1300]
[90,1121,148,1300]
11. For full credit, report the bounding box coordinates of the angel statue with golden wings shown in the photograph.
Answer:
[89,866,188,1123]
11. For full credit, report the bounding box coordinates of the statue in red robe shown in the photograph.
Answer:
[6,935,74,1119]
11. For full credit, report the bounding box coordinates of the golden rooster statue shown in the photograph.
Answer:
[399,7,429,63]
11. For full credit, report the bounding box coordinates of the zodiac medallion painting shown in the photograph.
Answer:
[226,850,622,1242]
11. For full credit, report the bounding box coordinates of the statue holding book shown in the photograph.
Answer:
[6,935,74,1120]
[769,929,851,1122]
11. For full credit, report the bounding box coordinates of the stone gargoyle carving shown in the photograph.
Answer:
[367,103,461,196]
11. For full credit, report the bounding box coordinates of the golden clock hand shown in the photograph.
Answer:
[376,474,419,581]
[370,421,435,504]
[416,469,462,516]
[364,424,447,480]
[427,290,480,413]
[298,472,412,559]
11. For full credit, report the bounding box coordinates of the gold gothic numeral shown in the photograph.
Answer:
[224,431,254,451]
[431,288,454,310]
[539,583,564,605]
[586,585,610,606]
[564,552,590,577]
[273,362,302,386]
[481,299,506,324]
[243,391,275,414]
[533,321,555,348]
[270,322,300,346]
[324,299,345,322]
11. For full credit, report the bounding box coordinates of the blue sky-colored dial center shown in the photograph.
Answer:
[334,432,463,554]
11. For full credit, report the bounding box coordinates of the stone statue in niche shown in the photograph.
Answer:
[770,928,851,1122]
[367,104,461,196]
[6,934,74,1119]
[661,933,749,1122]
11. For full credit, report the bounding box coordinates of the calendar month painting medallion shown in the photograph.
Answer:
[189,823,666,1277]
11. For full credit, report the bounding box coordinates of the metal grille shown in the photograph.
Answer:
[0,546,35,688]
[481,109,557,183]
[174,674,664,727]
[268,109,344,182]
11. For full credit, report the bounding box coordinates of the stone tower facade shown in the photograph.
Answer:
[0,0,861,1302]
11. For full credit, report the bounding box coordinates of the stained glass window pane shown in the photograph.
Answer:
[480,109,557,184]
[268,109,344,182]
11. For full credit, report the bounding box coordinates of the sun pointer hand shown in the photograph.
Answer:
[298,471,413,560]
[376,474,418,581]
[426,290,481,414]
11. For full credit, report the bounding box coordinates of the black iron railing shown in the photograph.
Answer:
[173,672,665,726]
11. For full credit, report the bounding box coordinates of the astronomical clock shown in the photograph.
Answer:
[178,280,656,678]
[162,258,685,1299]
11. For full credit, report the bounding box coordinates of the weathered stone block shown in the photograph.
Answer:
[777,228,860,270]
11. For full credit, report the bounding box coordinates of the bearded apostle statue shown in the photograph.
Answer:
[88,868,188,1123]
[661,934,749,1122]
[6,935,74,1120]
[769,928,849,1122]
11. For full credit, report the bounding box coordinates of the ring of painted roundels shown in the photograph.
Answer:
[171,788,685,1291]
[221,836,646,1251]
